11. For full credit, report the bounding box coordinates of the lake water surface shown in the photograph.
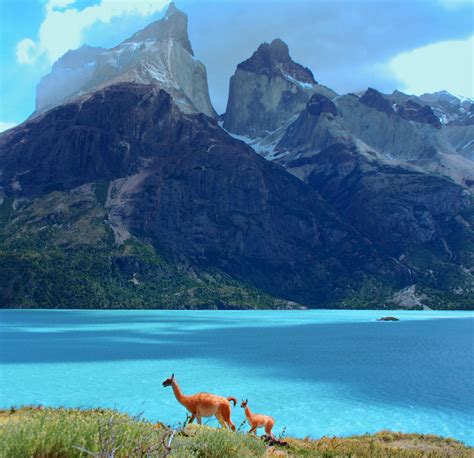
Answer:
[0,310,473,443]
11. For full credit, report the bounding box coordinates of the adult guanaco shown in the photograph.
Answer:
[241,399,275,437]
[162,374,237,430]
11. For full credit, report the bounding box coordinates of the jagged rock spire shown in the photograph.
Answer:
[165,2,179,17]
[359,88,394,114]
[238,38,316,84]
[224,38,328,136]
[125,2,194,56]
[34,2,219,118]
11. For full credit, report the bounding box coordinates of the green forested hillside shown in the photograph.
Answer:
[0,185,289,309]
[1,183,472,310]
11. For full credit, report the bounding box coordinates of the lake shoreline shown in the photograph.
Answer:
[2,306,474,311]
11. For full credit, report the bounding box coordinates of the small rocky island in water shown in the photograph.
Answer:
[377,316,400,321]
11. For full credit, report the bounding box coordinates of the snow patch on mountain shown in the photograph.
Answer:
[280,69,315,90]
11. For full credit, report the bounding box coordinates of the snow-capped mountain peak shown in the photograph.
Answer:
[34,2,216,118]
[123,2,194,56]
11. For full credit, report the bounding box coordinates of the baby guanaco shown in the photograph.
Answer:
[241,398,275,437]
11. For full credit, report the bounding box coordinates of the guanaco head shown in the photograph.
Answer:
[240,399,248,408]
[162,373,175,387]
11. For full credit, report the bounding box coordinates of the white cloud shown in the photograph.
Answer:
[16,38,38,64]
[389,35,474,98]
[0,122,18,133]
[16,0,169,65]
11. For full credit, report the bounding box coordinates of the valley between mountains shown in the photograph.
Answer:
[1,3,473,310]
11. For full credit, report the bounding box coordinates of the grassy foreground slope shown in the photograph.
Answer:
[0,407,471,457]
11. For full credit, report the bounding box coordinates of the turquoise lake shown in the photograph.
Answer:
[0,310,473,443]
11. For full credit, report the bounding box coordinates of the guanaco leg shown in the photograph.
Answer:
[220,403,236,431]
[265,422,274,438]
[216,413,228,429]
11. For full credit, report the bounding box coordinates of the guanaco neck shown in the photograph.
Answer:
[171,380,188,406]
[244,406,253,420]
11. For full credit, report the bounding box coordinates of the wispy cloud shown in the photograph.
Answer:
[389,35,474,97]
[16,0,168,65]
[438,0,474,9]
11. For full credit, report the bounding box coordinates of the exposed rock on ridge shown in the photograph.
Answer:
[34,3,216,118]
[360,88,394,115]
[334,92,474,186]
[237,38,316,84]
[223,38,336,138]
[124,2,194,55]
[396,100,441,128]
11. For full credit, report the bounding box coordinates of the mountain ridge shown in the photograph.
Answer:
[1,4,473,309]
[1,82,415,308]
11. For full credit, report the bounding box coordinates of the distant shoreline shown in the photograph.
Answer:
[2,307,474,311]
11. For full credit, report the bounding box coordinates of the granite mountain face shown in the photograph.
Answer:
[34,3,216,119]
[1,4,473,309]
[223,39,336,139]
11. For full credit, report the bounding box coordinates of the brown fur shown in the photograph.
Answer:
[241,399,275,437]
[163,374,236,430]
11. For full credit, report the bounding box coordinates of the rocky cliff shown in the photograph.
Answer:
[34,3,216,118]
[223,39,335,138]
[334,90,474,186]
[389,90,474,161]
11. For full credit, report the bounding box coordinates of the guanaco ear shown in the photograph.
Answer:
[171,373,175,380]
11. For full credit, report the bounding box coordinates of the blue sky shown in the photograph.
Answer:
[0,0,473,131]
